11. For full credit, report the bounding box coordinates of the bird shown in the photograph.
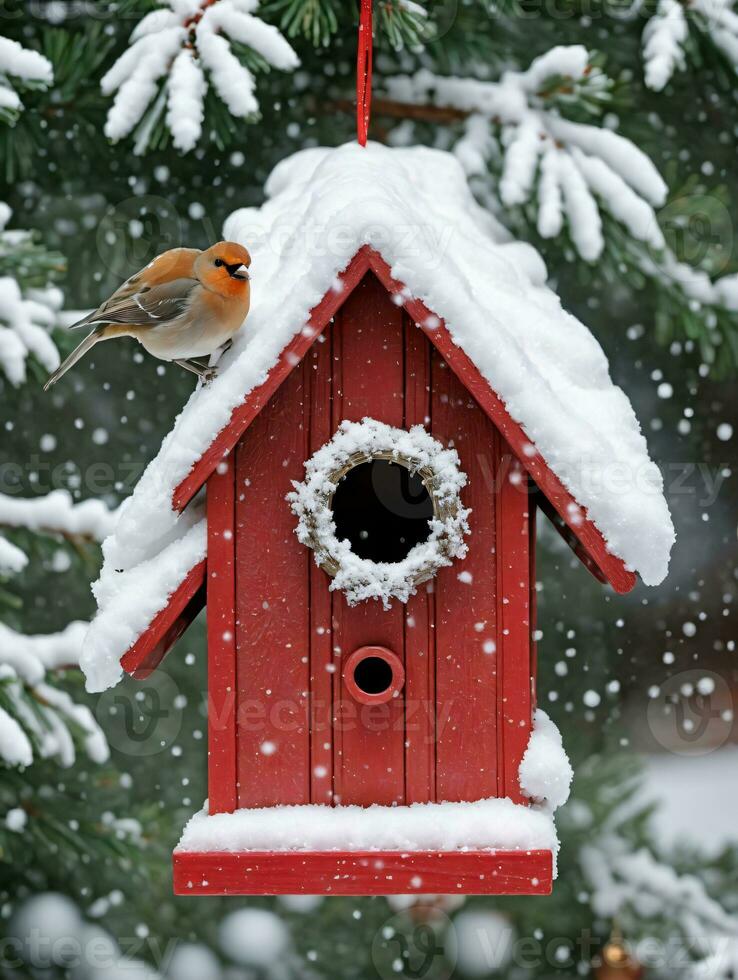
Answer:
[43,241,251,390]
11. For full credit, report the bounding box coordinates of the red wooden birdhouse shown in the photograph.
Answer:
[82,144,673,897]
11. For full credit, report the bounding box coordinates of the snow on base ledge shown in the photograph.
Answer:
[176,795,558,866]
[176,711,571,876]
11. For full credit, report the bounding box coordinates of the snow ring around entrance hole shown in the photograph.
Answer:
[287,418,471,608]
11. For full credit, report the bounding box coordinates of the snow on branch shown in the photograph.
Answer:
[0,204,62,386]
[581,834,738,974]
[642,0,689,90]
[0,621,108,769]
[0,274,60,386]
[0,490,118,543]
[634,238,738,328]
[0,536,27,575]
[0,489,117,605]
[385,46,668,263]
[690,937,738,980]
[0,34,53,126]
[102,0,299,154]
[0,621,88,682]
[0,486,115,768]
[643,0,738,92]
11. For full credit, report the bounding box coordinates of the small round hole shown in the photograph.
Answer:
[343,646,405,705]
[353,655,393,695]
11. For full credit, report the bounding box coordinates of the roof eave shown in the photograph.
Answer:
[119,558,207,679]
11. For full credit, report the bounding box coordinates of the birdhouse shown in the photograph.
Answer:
[81,143,674,897]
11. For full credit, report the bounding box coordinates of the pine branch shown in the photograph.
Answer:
[368,47,738,371]
[0,33,53,127]
[265,0,341,46]
[642,0,738,92]
[0,761,151,900]
[323,94,468,122]
[0,491,118,544]
[0,206,65,385]
[376,1,432,51]
[100,0,301,155]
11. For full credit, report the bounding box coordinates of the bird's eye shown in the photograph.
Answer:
[214,258,224,268]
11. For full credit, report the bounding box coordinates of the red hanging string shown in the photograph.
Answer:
[356,0,373,146]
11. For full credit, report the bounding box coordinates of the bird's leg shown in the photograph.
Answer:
[173,358,205,378]
[173,359,219,384]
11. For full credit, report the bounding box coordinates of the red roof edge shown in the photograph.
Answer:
[119,558,207,679]
[171,245,636,594]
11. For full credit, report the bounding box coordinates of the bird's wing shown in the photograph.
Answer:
[90,277,199,328]
[70,248,201,328]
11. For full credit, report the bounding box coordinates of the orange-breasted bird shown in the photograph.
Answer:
[43,241,251,390]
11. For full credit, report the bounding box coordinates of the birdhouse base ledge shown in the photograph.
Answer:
[172,849,553,896]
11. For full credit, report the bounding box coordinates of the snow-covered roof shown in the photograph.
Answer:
[81,141,674,690]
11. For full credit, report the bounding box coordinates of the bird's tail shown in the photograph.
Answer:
[43,326,103,391]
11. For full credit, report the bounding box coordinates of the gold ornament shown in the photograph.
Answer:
[594,928,643,980]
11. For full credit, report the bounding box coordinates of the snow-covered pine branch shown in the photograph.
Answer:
[384,47,738,359]
[0,490,118,768]
[385,46,668,263]
[642,0,689,91]
[0,536,27,575]
[648,248,738,312]
[0,34,53,126]
[0,204,62,387]
[689,937,738,980]
[102,0,300,155]
[378,0,430,51]
[0,490,118,543]
[0,530,109,773]
[581,834,738,976]
[0,621,108,769]
[0,488,118,593]
[642,0,738,92]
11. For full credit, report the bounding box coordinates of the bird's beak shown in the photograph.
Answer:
[226,262,250,281]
